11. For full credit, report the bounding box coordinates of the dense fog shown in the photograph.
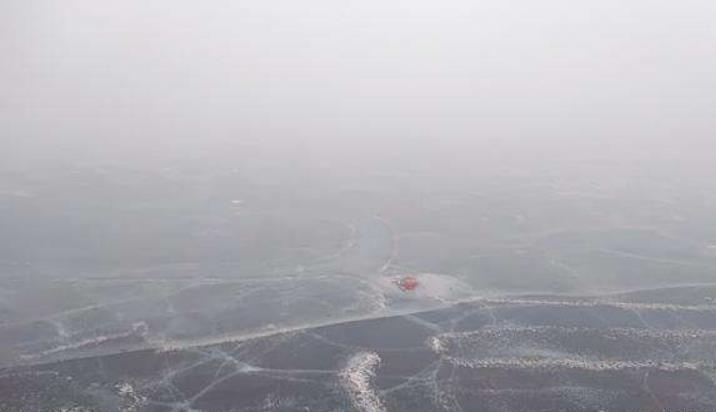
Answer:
[2,2,716,411]
[3,0,715,166]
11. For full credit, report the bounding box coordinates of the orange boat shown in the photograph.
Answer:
[396,276,419,291]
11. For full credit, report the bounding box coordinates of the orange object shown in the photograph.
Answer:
[397,276,419,291]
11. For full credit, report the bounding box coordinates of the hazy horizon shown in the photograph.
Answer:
[2,0,716,169]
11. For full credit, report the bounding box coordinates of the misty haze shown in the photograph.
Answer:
[2,1,716,411]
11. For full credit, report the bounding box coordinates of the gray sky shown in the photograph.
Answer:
[2,0,715,167]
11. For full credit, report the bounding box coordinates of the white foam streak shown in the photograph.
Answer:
[479,297,716,312]
[20,322,148,361]
[446,356,701,372]
[340,352,386,412]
